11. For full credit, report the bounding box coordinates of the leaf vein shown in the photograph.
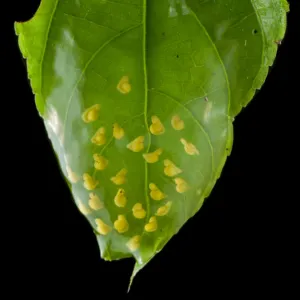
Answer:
[40,0,59,100]
[63,23,142,138]
[103,0,141,6]
[63,12,119,32]
[149,88,214,175]
[188,8,231,125]
[92,112,144,177]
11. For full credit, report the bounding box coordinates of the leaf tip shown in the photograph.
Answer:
[127,261,143,293]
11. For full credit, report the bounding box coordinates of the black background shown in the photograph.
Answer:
[4,0,297,297]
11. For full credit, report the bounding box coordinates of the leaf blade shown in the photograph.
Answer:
[15,0,288,289]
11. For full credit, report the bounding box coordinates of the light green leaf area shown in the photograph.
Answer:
[15,0,288,287]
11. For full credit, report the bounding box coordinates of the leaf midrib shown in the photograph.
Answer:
[142,0,151,221]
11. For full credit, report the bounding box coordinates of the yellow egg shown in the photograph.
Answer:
[82,104,100,123]
[174,177,189,193]
[149,183,166,201]
[171,115,184,130]
[164,159,182,177]
[126,235,141,251]
[180,138,199,155]
[111,168,127,185]
[88,193,103,210]
[149,116,165,135]
[127,136,144,152]
[95,218,111,235]
[93,154,108,171]
[114,188,127,207]
[91,127,106,146]
[156,201,172,216]
[113,123,125,139]
[83,173,98,190]
[143,148,163,163]
[114,215,129,233]
[144,216,157,232]
[132,203,146,219]
[117,76,131,94]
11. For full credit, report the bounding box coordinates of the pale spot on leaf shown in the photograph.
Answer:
[45,105,63,143]
[203,101,213,123]
[78,199,91,215]
[66,166,80,183]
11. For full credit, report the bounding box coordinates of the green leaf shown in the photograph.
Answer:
[15,0,288,289]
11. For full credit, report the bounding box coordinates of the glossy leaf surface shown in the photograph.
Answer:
[15,0,288,287]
